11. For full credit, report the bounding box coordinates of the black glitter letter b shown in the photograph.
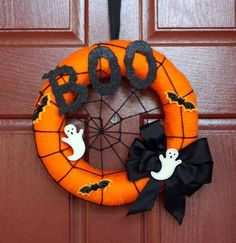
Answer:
[43,65,88,115]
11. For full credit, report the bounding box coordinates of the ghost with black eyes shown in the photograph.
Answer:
[61,124,85,161]
[151,148,182,181]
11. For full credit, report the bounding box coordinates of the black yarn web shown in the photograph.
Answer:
[79,81,161,168]
[34,43,197,202]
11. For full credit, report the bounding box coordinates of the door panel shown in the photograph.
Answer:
[0,120,69,243]
[0,0,70,29]
[157,0,235,28]
[143,0,236,44]
[0,0,85,45]
[0,1,235,243]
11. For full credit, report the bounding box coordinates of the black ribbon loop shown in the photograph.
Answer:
[126,120,213,224]
[108,0,121,40]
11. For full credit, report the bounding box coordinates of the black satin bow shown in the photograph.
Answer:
[126,120,213,224]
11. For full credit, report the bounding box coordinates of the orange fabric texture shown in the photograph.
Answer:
[33,40,198,206]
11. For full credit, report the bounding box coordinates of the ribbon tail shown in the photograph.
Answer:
[165,180,186,225]
[127,178,161,215]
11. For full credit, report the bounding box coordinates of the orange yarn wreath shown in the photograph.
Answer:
[33,40,198,206]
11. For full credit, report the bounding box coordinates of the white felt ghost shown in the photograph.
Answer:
[151,148,182,181]
[61,124,86,161]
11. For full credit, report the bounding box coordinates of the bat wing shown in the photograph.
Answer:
[79,185,91,194]
[40,95,48,106]
[32,110,39,121]
[32,104,44,121]
[184,101,196,110]
[167,92,179,102]
[98,180,110,189]
[32,95,49,121]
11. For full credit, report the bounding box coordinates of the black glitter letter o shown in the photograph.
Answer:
[124,40,157,90]
[88,46,122,96]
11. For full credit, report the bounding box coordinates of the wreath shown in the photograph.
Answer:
[33,40,213,224]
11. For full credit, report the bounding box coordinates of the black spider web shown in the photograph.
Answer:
[33,42,197,205]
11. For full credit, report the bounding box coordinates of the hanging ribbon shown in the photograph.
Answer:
[126,120,213,224]
[108,0,121,39]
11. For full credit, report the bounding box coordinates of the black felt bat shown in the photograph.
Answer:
[32,95,49,121]
[166,92,196,111]
[79,180,111,194]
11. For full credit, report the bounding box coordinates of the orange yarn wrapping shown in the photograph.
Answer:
[33,40,198,206]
